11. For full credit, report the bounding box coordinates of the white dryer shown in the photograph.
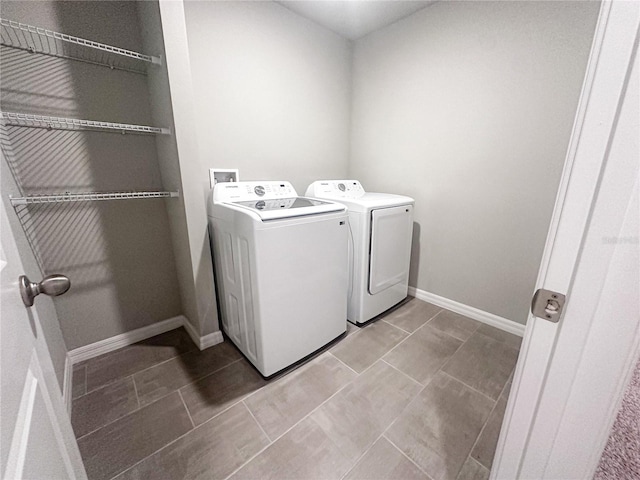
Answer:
[208,181,348,377]
[306,180,414,325]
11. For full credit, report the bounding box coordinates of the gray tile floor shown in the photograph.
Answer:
[71,297,521,480]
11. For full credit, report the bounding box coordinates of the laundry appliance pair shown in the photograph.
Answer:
[207,179,413,377]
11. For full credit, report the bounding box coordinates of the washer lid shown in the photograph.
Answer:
[311,192,413,213]
[305,180,414,213]
[230,196,345,220]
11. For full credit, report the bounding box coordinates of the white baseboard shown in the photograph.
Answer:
[67,315,225,366]
[182,319,224,350]
[408,287,526,337]
[67,315,186,365]
[200,331,224,349]
[62,356,73,415]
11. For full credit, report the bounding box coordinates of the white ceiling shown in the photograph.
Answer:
[275,1,435,40]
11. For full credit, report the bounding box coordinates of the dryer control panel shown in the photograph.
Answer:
[306,180,365,199]
[213,181,297,203]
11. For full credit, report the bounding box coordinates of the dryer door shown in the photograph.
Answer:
[368,204,413,295]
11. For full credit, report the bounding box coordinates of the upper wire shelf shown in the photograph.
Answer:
[0,18,161,75]
[10,191,180,206]
[0,111,170,135]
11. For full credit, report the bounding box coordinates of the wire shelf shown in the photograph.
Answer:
[0,18,161,74]
[10,191,180,206]
[0,111,170,135]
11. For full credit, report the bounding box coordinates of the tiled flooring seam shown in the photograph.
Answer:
[328,351,360,376]
[380,358,429,388]
[221,356,397,480]
[382,434,434,480]
[381,315,464,363]
[178,390,196,430]
[439,370,500,404]
[75,357,243,443]
[74,375,138,442]
[81,343,209,397]
[466,368,514,471]
[381,319,414,335]
[357,358,438,478]
[131,376,141,410]
[242,400,272,442]
[471,329,521,353]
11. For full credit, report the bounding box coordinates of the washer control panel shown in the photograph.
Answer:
[213,181,297,203]
[306,180,365,198]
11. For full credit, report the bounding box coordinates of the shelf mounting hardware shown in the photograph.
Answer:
[9,191,180,207]
[1,17,161,74]
[0,111,170,135]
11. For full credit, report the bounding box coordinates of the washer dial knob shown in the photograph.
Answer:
[254,185,265,196]
[338,183,346,192]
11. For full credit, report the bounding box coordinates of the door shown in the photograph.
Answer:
[1,201,86,478]
[368,205,413,295]
[492,1,640,478]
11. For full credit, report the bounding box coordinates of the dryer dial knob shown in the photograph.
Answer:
[254,186,265,196]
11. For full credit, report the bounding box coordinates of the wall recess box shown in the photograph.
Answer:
[209,169,239,188]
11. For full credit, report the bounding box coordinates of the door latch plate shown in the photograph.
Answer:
[531,289,566,323]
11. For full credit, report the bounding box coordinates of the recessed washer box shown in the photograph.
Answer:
[209,168,239,188]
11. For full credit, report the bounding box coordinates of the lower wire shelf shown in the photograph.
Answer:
[9,190,180,206]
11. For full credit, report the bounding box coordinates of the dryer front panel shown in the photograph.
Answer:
[368,205,414,295]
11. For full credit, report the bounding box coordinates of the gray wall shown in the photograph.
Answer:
[182,0,352,195]
[137,1,204,335]
[349,1,600,323]
[1,1,182,348]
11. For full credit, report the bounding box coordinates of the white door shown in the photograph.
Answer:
[368,205,413,295]
[0,202,86,478]
[492,1,640,478]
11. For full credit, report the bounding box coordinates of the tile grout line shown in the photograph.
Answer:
[426,308,484,342]
[222,356,395,480]
[439,370,499,404]
[465,456,491,476]
[379,358,424,388]
[181,357,244,393]
[439,323,478,373]
[178,389,196,430]
[424,314,478,345]
[74,375,142,442]
[222,379,356,480]
[375,322,416,359]
[379,317,429,360]
[472,329,522,353]
[113,381,252,480]
[466,370,515,471]
[381,319,413,335]
[383,433,434,479]
[378,368,440,442]
[77,357,245,445]
[338,430,389,480]
[81,331,199,396]
[327,351,360,376]
[131,376,141,410]
[242,400,273,443]
[390,306,446,336]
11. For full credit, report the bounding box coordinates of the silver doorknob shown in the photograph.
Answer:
[19,274,70,307]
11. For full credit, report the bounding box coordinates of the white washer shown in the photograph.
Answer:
[208,181,348,377]
[306,180,414,325]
